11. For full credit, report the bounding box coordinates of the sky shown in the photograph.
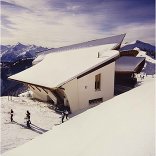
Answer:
[1,0,155,47]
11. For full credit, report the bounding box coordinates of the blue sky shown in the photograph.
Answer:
[1,0,155,47]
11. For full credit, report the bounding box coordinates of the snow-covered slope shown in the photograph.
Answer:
[0,96,61,154]
[136,48,156,75]
[3,79,155,156]
[0,43,48,63]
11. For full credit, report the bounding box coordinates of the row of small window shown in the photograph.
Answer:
[89,98,103,105]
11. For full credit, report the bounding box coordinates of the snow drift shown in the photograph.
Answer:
[3,80,155,156]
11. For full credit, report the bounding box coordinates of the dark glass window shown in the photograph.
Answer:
[89,98,103,105]
[95,74,101,90]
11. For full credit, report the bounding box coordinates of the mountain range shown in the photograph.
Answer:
[0,43,49,96]
[1,40,155,64]
[120,40,155,53]
[0,43,48,63]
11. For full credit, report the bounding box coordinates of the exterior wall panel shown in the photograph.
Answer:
[63,79,79,113]
[77,62,115,111]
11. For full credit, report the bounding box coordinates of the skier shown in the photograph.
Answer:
[10,109,14,122]
[26,111,31,122]
[61,110,69,123]
[61,111,65,123]
[64,110,69,120]
[26,118,31,128]
[26,110,31,128]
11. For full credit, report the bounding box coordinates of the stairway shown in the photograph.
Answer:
[47,91,57,104]
[52,90,64,105]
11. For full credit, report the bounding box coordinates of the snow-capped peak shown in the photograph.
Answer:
[15,42,24,46]
[120,40,155,53]
[0,43,49,63]
[12,42,27,51]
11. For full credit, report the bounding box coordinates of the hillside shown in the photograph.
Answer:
[1,96,61,153]
[3,77,155,156]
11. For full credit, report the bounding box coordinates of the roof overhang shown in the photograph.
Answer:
[115,56,146,74]
[119,50,139,57]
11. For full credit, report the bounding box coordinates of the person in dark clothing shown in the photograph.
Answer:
[26,111,31,121]
[26,119,31,128]
[61,110,69,123]
[26,110,31,127]
[10,109,14,122]
[61,111,65,123]
[64,110,69,120]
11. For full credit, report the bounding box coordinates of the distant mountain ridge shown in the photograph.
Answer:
[120,40,155,53]
[0,43,49,96]
[1,40,155,64]
[0,43,48,63]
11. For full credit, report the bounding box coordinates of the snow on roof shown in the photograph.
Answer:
[3,80,155,156]
[9,44,119,89]
[33,34,125,65]
[38,34,126,55]
[115,56,145,73]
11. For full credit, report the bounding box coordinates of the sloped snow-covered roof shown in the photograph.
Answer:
[115,56,145,73]
[9,44,119,89]
[33,34,125,65]
[38,34,126,55]
[3,80,155,156]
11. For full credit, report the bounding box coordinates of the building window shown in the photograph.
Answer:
[95,74,101,91]
[89,98,103,105]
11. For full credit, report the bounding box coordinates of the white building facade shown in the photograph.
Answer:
[27,60,115,113]
[9,34,126,113]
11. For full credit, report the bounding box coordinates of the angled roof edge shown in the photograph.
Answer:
[37,34,126,55]
[112,33,126,50]
[33,34,126,65]
[8,78,57,90]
